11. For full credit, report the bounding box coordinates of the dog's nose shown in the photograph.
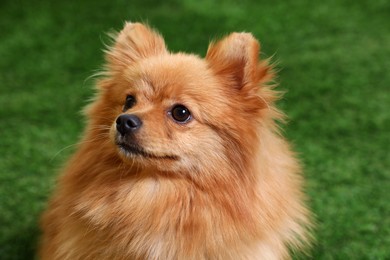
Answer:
[116,114,142,136]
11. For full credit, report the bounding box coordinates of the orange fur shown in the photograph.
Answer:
[40,22,312,259]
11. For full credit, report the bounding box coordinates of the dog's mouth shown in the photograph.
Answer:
[116,142,178,160]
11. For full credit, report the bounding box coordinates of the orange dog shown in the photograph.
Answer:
[40,22,312,259]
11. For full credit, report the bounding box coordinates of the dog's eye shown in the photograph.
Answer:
[170,105,191,123]
[123,95,136,111]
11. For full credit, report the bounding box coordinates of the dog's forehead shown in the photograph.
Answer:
[134,54,215,97]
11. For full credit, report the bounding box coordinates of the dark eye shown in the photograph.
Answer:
[123,95,136,111]
[170,104,191,123]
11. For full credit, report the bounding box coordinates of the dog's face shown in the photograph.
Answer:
[96,23,272,176]
[110,55,228,172]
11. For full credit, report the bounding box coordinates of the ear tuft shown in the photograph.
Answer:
[206,32,271,92]
[105,22,167,73]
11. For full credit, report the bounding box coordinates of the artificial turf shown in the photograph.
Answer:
[0,0,389,259]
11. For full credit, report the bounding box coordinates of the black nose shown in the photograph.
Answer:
[116,114,142,136]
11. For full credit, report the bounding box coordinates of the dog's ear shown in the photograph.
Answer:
[206,33,272,94]
[106,22,168,73]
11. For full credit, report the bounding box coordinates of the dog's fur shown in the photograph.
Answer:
[40,22,312,259]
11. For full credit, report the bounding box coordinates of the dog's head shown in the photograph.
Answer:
[93,23,275,177]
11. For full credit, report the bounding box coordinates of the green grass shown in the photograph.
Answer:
[1,0,389,259]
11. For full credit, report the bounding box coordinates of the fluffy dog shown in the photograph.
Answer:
[40,22,312,259]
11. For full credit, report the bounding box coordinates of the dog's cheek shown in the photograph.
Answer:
[182,128,226,166]
[109,124,118,145]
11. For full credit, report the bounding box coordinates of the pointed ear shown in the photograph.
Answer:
[106,22,168,72]
[206,33,272,93]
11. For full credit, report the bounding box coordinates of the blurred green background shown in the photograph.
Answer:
[0,0,389,259]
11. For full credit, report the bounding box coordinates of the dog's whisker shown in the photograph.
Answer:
[50,133,110,161]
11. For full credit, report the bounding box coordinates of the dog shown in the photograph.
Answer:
[40,22,312,259]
